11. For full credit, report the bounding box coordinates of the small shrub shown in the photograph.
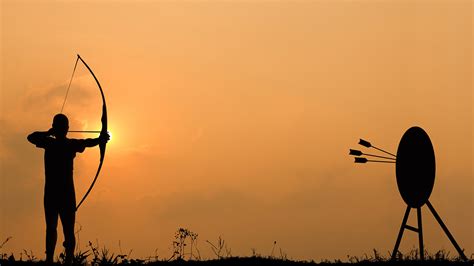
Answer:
[170,228,199,261]
[206,236,232,259]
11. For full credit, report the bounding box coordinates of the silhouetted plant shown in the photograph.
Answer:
[1,231,473,265]
[250,248,261,257]
[20,249,37,262]
[0,237,12,250]
[144,248,160,263]
[206,236,232,259]
[59,249,90,266]
[0,236,12,260]
[170,228,199,261]
[75,222,83,255]
[88,240,128,265]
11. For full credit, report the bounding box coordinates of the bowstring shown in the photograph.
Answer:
[60,56,80,113]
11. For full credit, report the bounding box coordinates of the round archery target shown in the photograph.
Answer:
[396,126,435,208]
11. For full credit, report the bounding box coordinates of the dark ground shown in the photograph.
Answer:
[1,256,472,266]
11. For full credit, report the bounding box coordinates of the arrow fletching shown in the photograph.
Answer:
[349,149,363,156]
[359,139,371,148]
[354,157,368,163]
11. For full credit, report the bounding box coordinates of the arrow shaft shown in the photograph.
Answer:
[372,146,397,158]
[68,130,101,133]
[363,153,396,160]
[367,159,395,164]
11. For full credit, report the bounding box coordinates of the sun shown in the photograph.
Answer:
[66,120,123,152]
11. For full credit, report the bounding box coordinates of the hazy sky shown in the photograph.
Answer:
[1,0,472,261]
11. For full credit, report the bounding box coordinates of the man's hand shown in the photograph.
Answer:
[99,132,110,144]
[47,128,55,136]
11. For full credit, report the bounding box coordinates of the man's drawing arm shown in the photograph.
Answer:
[27,129,54,148]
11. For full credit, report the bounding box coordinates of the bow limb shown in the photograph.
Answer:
[75,54,108,211]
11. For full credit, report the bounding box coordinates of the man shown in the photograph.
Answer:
[27,113,109,264]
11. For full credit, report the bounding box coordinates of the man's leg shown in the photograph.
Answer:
[44,202,59,264]
[60,208,76,265]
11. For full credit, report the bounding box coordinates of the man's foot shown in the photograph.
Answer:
[45,257,54,266]
[64,258,73,266]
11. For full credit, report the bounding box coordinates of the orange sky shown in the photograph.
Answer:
[1,0,472,261]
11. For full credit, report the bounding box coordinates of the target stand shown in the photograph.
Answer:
[349,126,468,261]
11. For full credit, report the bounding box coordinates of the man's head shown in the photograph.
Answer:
[52,113,69,138]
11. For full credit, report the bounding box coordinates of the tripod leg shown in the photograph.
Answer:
[426,200,467,261]
[417,207,424,260]
[391,206,411,260]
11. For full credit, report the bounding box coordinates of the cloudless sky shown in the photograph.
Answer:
[1,0,472,261]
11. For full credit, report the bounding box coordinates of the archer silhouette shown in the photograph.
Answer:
[27,113,109,265]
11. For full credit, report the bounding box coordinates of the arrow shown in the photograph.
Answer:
[358,139,396,158]
[354,157,395,164]
[354,157,368,163]
[349,149,363,156]
[68,130,102,133]
[349,149,395,160]
[358,139,371,148]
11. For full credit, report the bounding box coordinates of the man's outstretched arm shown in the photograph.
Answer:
[82,133,110,148]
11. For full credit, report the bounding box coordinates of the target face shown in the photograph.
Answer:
[396,127,435,208]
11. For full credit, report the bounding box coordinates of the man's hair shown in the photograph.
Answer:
[53,113,69,128]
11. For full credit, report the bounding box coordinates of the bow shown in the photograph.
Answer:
[61,54,108,211]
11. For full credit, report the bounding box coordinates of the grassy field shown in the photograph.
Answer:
[1,246,471,266]
[1,229,472,265]
[0,255,472,266]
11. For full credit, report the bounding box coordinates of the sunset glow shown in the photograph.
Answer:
[1,0,472,262]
